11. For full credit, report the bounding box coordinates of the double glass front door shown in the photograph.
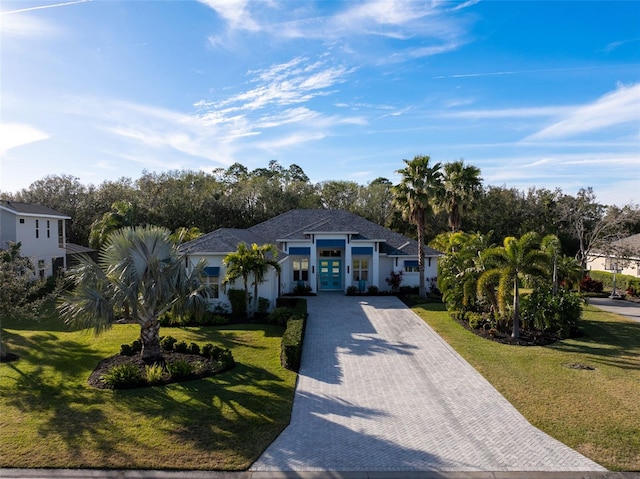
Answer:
[318,259,342,290]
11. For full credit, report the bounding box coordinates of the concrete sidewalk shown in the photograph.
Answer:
[251,294,606,472]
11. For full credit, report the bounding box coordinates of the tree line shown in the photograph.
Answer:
[1,159,638,261]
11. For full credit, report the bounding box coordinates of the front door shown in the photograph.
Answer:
[318,259,342,291]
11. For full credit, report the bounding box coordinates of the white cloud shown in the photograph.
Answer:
[197,0,259,31]
[527,83,640,141]
[442,106,571,120]
[0,123,49,154]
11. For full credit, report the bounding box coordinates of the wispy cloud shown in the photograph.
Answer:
[526,83,640,140]
[433,65,609,79]
[442,106,571,119]
[0,123,49,154]
[0,0,90,15]
[200,0,471,59]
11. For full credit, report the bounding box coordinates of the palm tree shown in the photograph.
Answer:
[89,200,135,249]
[441,160,482,232]
[541,234,562,294]
[59,226,211,361]
[478,232,549,338]
[223,243,280,318]
[392,155,443,298]
[249,243,281,315]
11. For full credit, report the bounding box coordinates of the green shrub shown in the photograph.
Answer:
[280,299,307,372]
[345,286,359,296]
[521,288,583,338]
[187,342,200,355]
[145,363,165,385]
[467,312,485,330]
[119,339,142,356]
[267,307,292,326]
[160,335,177,351]
[367,285,379,295]
[100,363,143,388]
[173,341,189,353]
[258,297,270,315]
[228,289,247,317]
[167,360,194,379]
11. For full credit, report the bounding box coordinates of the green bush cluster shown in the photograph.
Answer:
[521,288,583,339]
[280,299,307,372]
[100,363,143,388]
[158,310,229,327]
[119,340,141,356]
[588,270,639,295]
[267,307,293,326]
[228,289,247,317]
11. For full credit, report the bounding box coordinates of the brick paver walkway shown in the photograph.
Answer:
[250,294,606,472]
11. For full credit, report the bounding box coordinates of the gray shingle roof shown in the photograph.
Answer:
[0,200,70,218]
[183,209,441,257]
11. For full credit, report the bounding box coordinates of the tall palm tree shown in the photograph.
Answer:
[392,155,443,298]
[249,244,281,315]
[541,234,562,294]
[223,243,281,318]
[59,226,211,361]
[478,232,549,338]
[441,160,482,232]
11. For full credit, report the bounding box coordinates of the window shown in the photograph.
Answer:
[19,218,25,224]
[293,258,309,282]
[35,219,39,239]
[604,257,621,271]
[58,220,64,248]
[201,266,220,298]
[404,260,419,272]
[352,258,369,281]
[319,249,341,257]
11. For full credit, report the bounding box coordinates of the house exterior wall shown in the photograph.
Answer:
[0,210,67,277]
[587,254,640,277]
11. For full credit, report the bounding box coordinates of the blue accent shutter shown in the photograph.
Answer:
[404,260,419,268]
[352,246,373,255]
[289,247,311,255]
[203,266,220,277]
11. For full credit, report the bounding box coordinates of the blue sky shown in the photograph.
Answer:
[1,0,639,206]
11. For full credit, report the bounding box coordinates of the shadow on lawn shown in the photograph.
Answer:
[114,362,295,465]
[550,318,640,370]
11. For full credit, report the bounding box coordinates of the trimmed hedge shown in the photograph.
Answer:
[280,298,307,372]
[589,270,639,295]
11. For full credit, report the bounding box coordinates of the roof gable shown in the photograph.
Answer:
[184,209,441,257]
[0,200,70,219]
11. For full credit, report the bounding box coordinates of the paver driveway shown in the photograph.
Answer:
[251,294,605,472]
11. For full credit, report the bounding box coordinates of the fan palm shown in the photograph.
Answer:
[59,226,211,361]
[478,232,549,338]
[392,155,443,298]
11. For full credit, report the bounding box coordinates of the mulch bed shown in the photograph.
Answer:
[455,319,559,346]
[88,352,233,389]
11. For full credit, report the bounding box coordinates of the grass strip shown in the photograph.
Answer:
[0,312,296,470]
[412,301,640,471]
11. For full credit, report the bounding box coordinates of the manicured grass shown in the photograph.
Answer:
[0,310,297,470]
[412,301,640,471]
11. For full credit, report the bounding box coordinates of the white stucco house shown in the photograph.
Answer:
[181,209,442,310]
[586,233,640,277]
[0,200,70,278]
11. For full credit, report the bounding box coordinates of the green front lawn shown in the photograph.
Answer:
[413,302,640,471]
[0,311,296,470]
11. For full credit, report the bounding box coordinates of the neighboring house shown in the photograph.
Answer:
[0,200,70,278]
[586,233,640,277]
[182,209,442,310]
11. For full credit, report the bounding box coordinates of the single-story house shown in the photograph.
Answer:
[181,209,442,310]
[586,233,640,277]
[0,200,70,278]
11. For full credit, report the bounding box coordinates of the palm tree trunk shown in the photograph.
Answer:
[140,318,163,361]
[244,276,252,319]
[512,279,520,339]
[417,215,426,299]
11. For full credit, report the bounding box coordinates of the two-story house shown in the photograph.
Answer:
[0,200,70,278]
